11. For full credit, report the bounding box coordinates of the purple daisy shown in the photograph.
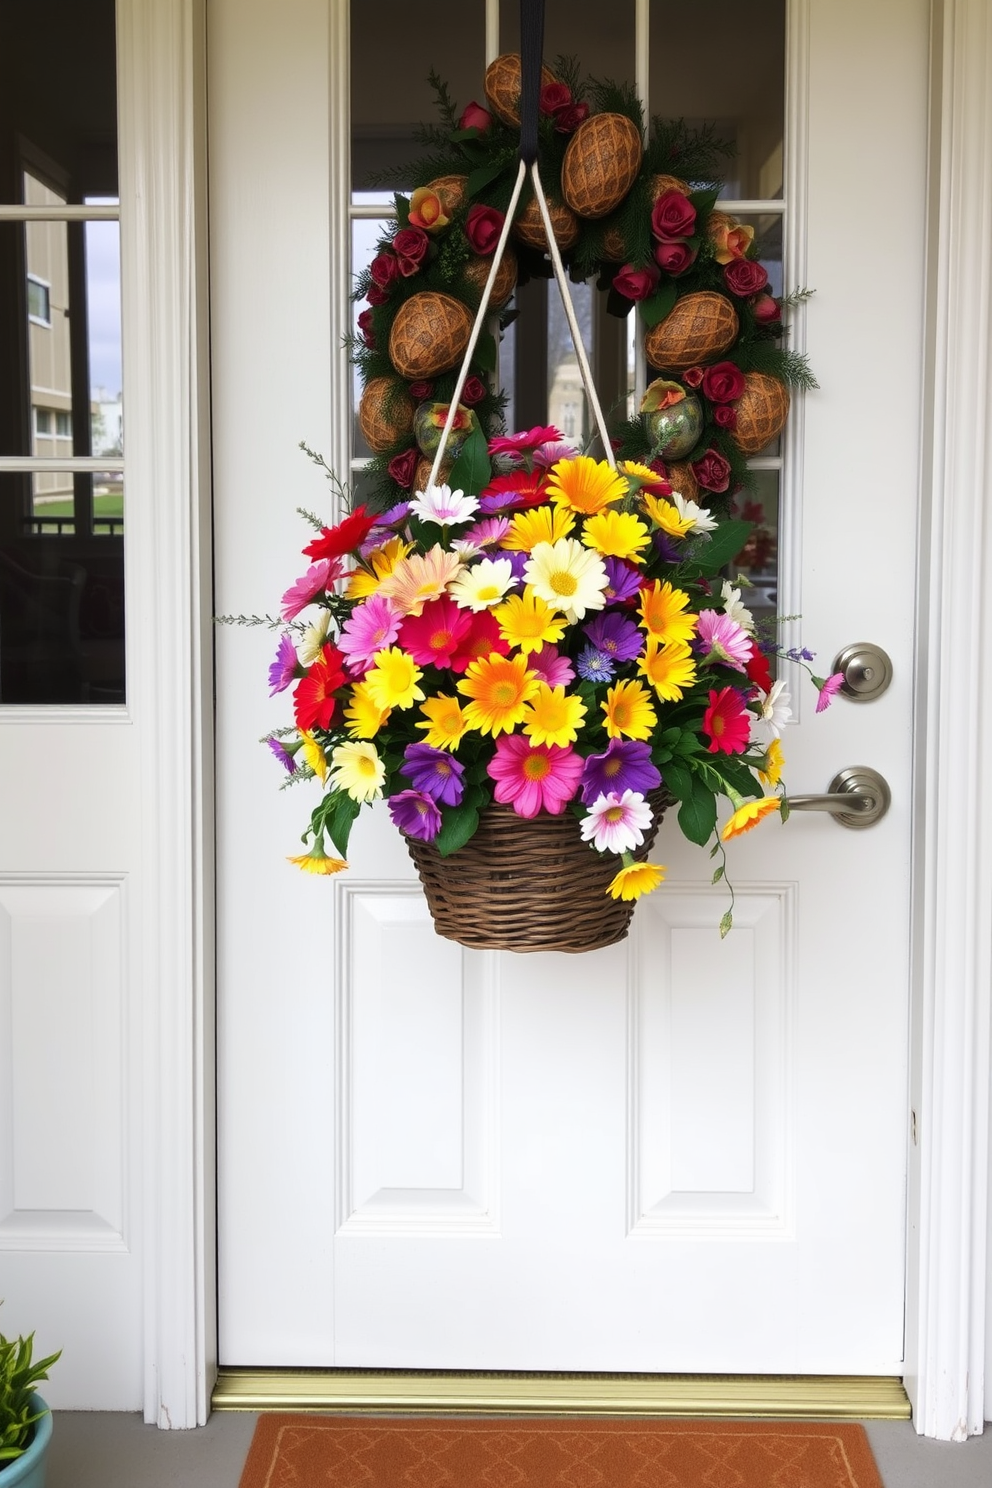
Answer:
[602,557,643,605]
[577,646,616,684]
[379,500,412,527]
[268,632,299,695]
[652,529,683,565]
[400,742,465,807]
[583,611,643,664]
[388,789,442,842]
[580,738,662,805]
[266,737,297,773]
[527,643,575,688]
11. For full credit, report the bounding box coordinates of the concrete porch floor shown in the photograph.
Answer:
[46,1411,992,1486]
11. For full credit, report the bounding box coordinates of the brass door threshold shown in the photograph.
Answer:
[213,1368,910,1419]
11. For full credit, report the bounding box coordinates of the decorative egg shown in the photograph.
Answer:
[561,113,643,219]
[413,402,477,461]
[358,376,415,454]
[731,373,790,455]
[388,292,474,379]
[462,248,517,308]
[483,53,558,127]
[643,291,739,372]
[513,193,580,252]
[425,175,468,216]
[641,387,704,459]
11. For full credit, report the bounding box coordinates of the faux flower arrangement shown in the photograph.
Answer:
[265,426,839,935]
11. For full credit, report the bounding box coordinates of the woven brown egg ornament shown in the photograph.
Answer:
[601,225,627,261]
[561,113,643,219]
[650,172,691,200]
[662,460,700,506]
[644,291,740,372]
[514,193,580,252]
[731,373,791,455]
[412,454,452,493]
[358,377,415,454]
[462,248,518,307]
[484,53,558,127]
[388,292,474,380]
[426,175,468,217]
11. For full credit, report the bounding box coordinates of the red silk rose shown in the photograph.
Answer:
[387,447,419,489]
[724,258,769,297]
[392,226,429,277]
[465,204,505,256]
[682,366,704,389]
[752,293,782,324]
[365,284,390,306]
[713,404,738,430]
[460,375,487,406]
[553,101,589,133]
[651,189,697,241]
[654,239,698,276]
[408,379,434,400]
[458,100,492,133]
[691,449,732,493]
[701,361,746,403]
[540,81,573,115]
[369,251,400,290]
[357,308,375,347]
[613,262,660,302]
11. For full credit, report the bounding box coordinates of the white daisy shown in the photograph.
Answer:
[297,608,332,665]
[448,556,517,612]
[758,679,792,738]
[523,537,608,624]
[672,492,719,535]
[409,483,480,527]
[721,579,755,633]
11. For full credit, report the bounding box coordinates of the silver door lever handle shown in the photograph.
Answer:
[786,767,890,829]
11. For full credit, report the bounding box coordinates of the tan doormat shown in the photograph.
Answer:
[239,1414,885,1487]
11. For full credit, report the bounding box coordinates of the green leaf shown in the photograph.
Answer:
[446,423,491,496]
[688,520,754,576]
[662,758,693,801]
[435,800,480,857]
[719,909,734,938]
[326,790,361,859]
[712,863,725,884]
[780,797,791,823]
[689,187,720,219]
[466,160,506,199]
[394,193,410,228]
[678,776,718,846]
[639,281,678,329]
[712,757,764,799]
[473,330,497,373]
[673,731,704,757]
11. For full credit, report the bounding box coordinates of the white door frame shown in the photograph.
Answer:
[135,0,992,1435]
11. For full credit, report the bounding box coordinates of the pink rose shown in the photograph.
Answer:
[654,239,698,276]
[691,448,732,493]
[357,308,375,348]
[408,380,434,400]
[458,100,492,133]
[392,226,429,277]
[724,258,769,297]
[752,293,782,324]
[465,204,505,256]
[387,447,419,489]
[460,375,487,406]
[369,251,400,290]
[554,101,589,133]
[701,361,746,404]
[651,190,697,242]
[713,405,738,431]
[613,262,661,302]
[682,366,705,389]
[540,82,573,116]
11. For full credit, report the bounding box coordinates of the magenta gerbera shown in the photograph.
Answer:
[815,671,845,712]
[696,609,754,671]
[398,594,473,668]
[387,789,442,842]
[702,686,751,754]
[280,558,341,620]
[488,425,563,458]
[400,742,465,806]
[338,593,402,675]
[486,735,584,818]
[527,643,576,688]
[580,790,654,854]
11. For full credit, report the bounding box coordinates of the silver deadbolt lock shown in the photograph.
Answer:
[832,642,893,702]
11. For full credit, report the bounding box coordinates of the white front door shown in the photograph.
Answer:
[213,0,926,1374]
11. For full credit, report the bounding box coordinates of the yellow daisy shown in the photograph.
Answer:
[639,579,698,644]
[416,693,470,749]
[363,646,425,710]
[619,460,658,484]
[299,729,328,784]
[493,588,567,654]
[545,455,628,514]
[347,536,413,599]
[602,678,657,741]
[758,737,785,788]
[328,740,385,803]
[343,681,391,739]
[641,491,695,539]
[581,509,653,565]
[456,652,540,736]
[500,502,575,552]
[721,795,782,841]
[377,545,462,616]
[287,844,349,875]
[607,861,666,900]
[521,683,587,747]
[637,637,697,701]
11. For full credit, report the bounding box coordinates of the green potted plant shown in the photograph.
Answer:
[0,1311,60,1488]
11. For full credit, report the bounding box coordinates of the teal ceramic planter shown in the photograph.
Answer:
[1,1396,52,1488]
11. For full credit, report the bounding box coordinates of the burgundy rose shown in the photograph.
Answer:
[650,189,697,242]
[713,404,738,431]
[701,361,746,404]
[387,446,419,490]
[682,366,705,389]
[458,100,492,133]
[369,250,400,290]
[365,284,390,306]
[724,258,769,297]
[460,375,487,407]
[408,379,434,400]
[654,239,698,276]
[392,226,429,277]
[357,308,375,348]
[691,448,732,493]
[752,293,782,324]
[613,262,660,302]
[540,82,573,116]
[554,101,589,133]
[465,204,505,257]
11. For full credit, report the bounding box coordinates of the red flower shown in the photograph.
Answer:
[460,375,487,406]
[303,504,378,560]
[691,449,732,494]
[448,610,510,673]
[702,686,750,755]
[392,226,429,277]
[465,204,505,256]
[682,366,704,389]
[613,262,660,302]
[458,100,492,133]
[651,190,697,242]
[369,251,400,290]
[701,361,746,404]
[553,101,589,133]
[724,258,769,297]
[387,447,419,489]
[408,379,434,400]
[713,405,738,431]
[745,648,774,694]
[357,308,375,348]
[654,239,698,276]
[366,284,390,306]
[752,293,782,324]
[293,644,347,732]
[540,82,573,116]
[478,470,548,510]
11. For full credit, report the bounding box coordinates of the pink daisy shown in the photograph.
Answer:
[580,790,654,854]
[527,643,576,688]
[702,687,751,755]
[696,609,754,671]
[280,558,342,620]
[338,594,401,675]
[486,735,584,818]
[488,425,564,458]
[399,595,474,669]
[815,671,845,712]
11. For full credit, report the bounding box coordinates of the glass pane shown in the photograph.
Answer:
[732,468,779,624]
[649,0,785,200]
[0,0,118,204]
[0,473,125,704]
[351,215,394,459]
[351,0,486,191]
[500,0,635,82]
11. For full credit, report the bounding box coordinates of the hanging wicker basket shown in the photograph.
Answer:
[406,794,669,953]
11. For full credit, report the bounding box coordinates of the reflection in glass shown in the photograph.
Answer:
[500,0,634,86]
[732,468,779,628]
[351,213,395,458]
